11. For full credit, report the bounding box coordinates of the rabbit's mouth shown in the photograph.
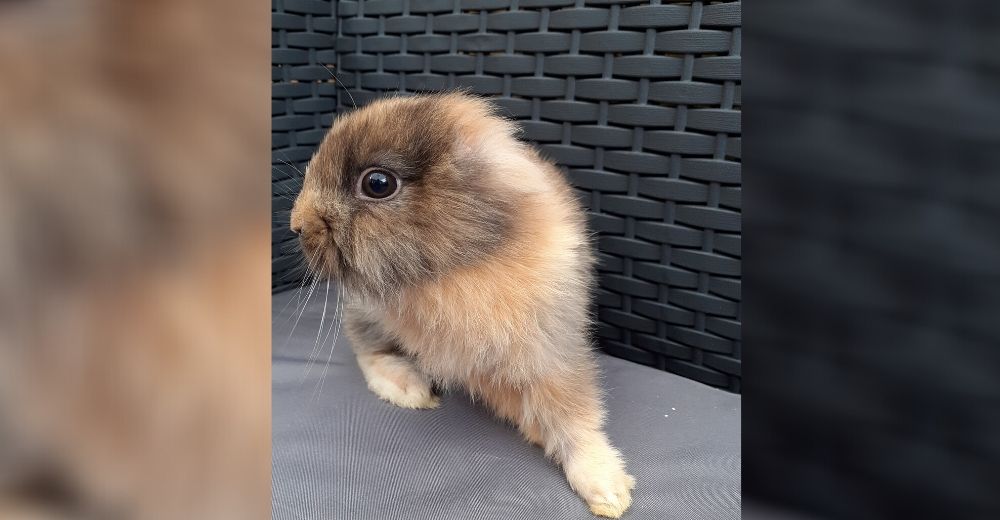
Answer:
[318,241,344,282]
[294,227,337,281]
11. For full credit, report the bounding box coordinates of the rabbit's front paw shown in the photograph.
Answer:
[358,352,439,409]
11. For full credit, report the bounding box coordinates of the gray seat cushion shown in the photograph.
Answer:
[273,288,740,519]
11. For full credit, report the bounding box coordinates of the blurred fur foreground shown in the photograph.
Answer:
[0,1,270,518]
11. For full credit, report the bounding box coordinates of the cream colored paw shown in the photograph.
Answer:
[582,470,635,519]
[366,371,439,409]
[565,447,636,518]
[357,353,439,409]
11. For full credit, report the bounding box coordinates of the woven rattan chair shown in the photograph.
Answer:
[272,2,740,518]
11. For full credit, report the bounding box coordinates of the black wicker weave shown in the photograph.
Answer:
[273,0,741,391]
[272,0,339,291]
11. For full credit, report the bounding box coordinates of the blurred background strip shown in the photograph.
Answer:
[745,0,1000,518]
[0,0,271,518]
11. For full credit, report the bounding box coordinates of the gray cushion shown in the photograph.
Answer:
[273,288,741,519]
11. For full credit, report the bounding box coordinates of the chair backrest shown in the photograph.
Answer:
[272,0,742,392]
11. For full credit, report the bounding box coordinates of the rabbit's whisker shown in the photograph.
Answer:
[300,279,330,382]
[280,262,321,347]
[314,283,345,399]
[277,158,306,179]
[321,64,358,111]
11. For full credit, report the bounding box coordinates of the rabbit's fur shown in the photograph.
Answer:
[292,93,634,518]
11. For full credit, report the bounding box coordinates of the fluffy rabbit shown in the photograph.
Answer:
[291,93,634,518]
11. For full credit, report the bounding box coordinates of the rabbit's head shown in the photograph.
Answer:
[291,93,533,298]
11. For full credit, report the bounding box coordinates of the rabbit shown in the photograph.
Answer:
[290,92,635,518]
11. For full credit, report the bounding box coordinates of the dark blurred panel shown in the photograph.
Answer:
[744,0,1000,518]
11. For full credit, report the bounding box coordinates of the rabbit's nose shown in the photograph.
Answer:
[290,224,302,236]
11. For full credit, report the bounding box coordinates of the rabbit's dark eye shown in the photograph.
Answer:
[359,169,399,200]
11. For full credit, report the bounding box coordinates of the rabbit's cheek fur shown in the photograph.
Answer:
[330,180,515,299]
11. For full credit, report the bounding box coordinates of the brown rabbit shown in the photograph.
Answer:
[291,92,635,518]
